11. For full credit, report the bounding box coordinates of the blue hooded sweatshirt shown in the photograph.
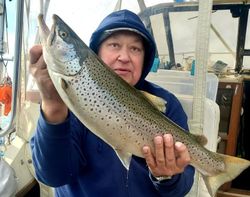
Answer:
[30,9,194,197]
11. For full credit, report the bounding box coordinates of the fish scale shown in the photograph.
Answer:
[38,14,250,197]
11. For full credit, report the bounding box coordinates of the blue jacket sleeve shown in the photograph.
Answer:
[149,166,195,197]
[30,110,87,187]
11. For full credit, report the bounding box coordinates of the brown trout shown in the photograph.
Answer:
[38,14,250,197]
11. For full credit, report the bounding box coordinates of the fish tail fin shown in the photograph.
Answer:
[202,154,250,197]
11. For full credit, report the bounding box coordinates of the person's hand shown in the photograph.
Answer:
[142,134,190,178]
[29,45,68,123]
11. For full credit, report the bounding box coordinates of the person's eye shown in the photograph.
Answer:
[131,46,142,53]
[109,43,119,48]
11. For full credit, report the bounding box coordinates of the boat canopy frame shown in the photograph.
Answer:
[138,2,250,72]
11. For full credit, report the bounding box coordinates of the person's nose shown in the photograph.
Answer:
[117,47,130,63]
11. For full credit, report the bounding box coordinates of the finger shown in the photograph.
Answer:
[154,136,166,166]
[163,134,176,167]
[29,59,48,80]
[36,54,47,69]
[175,142,190,168]
[142,146,156,170]
[29,45,47,72]
[29,45,43,64]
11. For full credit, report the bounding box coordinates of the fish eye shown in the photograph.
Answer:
[59,30,68,38]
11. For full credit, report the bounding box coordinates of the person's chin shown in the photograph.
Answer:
[119,75,133,84]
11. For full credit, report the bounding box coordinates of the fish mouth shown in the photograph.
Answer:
[48,16,56,46]
[38,14,50,45]
[38,14,56,47]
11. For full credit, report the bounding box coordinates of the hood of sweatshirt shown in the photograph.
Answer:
[89,9,156,88]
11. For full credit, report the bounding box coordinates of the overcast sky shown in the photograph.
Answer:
[5,0,174,50]
[3,1,170,68]
[39,0,173,43]
[4,0,174,79]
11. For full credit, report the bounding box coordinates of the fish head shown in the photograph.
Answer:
[38,14,89,77]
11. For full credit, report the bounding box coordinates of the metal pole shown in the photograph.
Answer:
[0,0,24,137]
[0,0,6,84]
[163,11,176,68]
[0,0,5,54]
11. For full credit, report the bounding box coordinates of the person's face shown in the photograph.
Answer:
[98,31,145,86]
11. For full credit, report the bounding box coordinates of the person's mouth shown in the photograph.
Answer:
[114,68,131,76]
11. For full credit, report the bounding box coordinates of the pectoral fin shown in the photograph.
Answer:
[140,91,167,113]
[60,78,68,90]
[114,149,132,170]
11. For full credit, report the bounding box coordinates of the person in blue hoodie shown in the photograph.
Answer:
[29,9,194,197]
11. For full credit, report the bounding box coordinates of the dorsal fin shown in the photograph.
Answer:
[140,90,167,113]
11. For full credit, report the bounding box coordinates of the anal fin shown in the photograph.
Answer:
[114,149,132,170]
